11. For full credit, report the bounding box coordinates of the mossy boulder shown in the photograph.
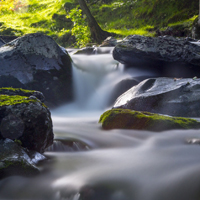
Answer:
[0,88,53,153]
[99,109,200,131]
[0,138,46,179]
[0,33,73,107]
[0,87,45,102]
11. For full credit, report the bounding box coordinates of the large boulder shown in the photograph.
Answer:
[99,109,200,131]
[0,88,53,153]
[0,33,73,107]
[0,139,46,179]
[113,35,200,77]
[113,77,200,117]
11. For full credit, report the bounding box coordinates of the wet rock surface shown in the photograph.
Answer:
[113,77,200,117]
[46,137,90,152]
[113,35,200,77]
[0,139,46,179]
[0,88,53,153]
[0,33,73,107]
[0,38,5,47]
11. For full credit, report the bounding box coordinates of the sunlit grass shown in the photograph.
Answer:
[108,26,155,38]
[168,15,198,27]
[0,0,198,47]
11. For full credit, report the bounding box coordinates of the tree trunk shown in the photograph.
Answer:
[78,0,111,43]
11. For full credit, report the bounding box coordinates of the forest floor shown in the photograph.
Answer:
[0,0,198,47]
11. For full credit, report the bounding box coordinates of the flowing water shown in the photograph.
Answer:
[1,48,200,200]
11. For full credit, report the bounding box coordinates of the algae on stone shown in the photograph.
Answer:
[99,109,200,131]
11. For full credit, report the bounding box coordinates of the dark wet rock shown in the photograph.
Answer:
[0,139,46,179]
[113,35,200,77]
[73,47,96,55]
[113,77,200,117]
[0,88,53,153]
[0,38,5,47]
[73,46,115,55]
[108,78,138,106]
[0,33,73,107]
[0,35,18,43]
[46,137,90,152]
[99,109,200,131]
[99,36,117,47]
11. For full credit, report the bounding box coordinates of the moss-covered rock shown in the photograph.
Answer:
[99,109,200,131]
[0,87,45,102]
[0,88,53,153]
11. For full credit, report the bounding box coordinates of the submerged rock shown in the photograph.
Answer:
[100,36,117,47]
[0,139,46,179]
[73,47,96,55]
[113,77,200,117]
[113,35,200,77]
[46,138,90,152]
[0,88,53,153]
[99,109,200,131]
[0,33,73,107]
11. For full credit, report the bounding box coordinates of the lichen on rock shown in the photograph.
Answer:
[99,109,200,131]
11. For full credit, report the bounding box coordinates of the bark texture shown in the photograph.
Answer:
[78,0,111,43]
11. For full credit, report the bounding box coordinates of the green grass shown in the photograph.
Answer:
[0,0,198,47]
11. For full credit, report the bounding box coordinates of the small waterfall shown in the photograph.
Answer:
[71,54,125,110]
[52,48,155,116]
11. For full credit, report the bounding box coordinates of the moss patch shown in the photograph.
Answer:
[99,109,200,131]
[0,87,35,94]
[0,95,37,106]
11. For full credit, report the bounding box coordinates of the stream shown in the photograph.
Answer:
[1,48,200,200]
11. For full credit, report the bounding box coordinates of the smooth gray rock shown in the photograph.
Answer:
[113,77,200,117]
[113,35,200,77]
[0,33,73,107]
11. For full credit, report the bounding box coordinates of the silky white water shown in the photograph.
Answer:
[1,49,200,200]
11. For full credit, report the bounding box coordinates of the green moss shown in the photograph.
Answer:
[0,95,37,106]
[0,87,36,94]
[99,109,200,131]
